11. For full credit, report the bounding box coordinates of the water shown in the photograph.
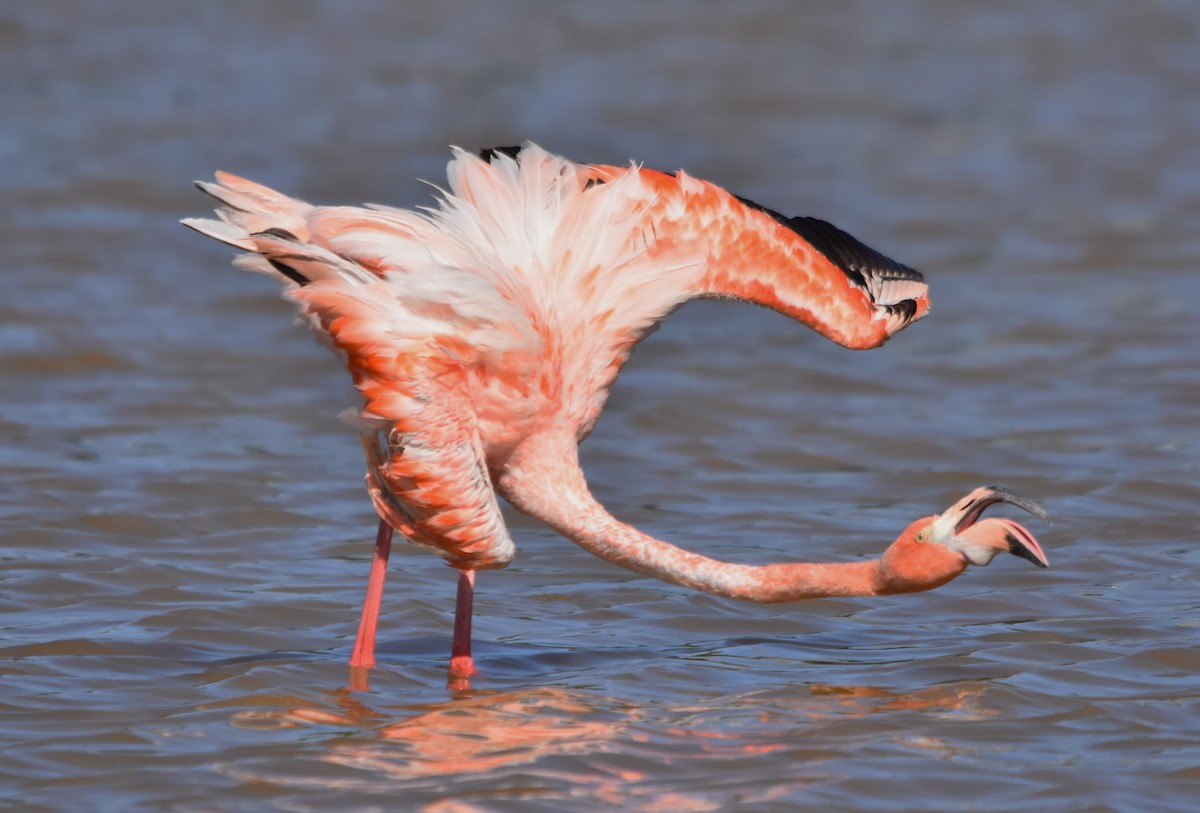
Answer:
[3,1,1200,810]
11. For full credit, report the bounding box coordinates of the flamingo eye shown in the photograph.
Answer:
[915,529,929,543]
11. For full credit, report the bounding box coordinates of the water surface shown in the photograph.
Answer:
[3,2,1200,810]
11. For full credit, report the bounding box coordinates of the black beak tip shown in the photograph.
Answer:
[985,485,1052,525]
[1006,533,1049,568]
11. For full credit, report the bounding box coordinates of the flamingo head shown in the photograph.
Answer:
[878,486,1049,594]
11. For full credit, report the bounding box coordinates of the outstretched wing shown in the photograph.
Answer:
[185,173,529,570]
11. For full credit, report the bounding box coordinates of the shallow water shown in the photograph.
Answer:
[3,1,1200,810]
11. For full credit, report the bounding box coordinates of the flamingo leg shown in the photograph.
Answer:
[349,518,394,669]
[447,569,477,688]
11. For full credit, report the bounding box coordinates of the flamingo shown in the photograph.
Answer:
[184,143,1048,683]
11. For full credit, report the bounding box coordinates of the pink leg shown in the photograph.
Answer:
[349,519,393,669]
[447,569,477,687]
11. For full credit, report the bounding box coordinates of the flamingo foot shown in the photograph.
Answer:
[349,519,394,670]
[447,657,476,692]
[449,654,477,677]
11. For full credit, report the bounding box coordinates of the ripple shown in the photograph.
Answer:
[5,2,1200,811]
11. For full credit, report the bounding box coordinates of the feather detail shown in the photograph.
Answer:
[184,142,928,571]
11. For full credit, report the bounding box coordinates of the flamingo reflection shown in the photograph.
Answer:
[228,679,989,808]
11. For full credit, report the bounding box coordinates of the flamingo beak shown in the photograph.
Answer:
[935,486,1050,568]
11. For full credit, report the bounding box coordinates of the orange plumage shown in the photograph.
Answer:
[185,143,1045,684]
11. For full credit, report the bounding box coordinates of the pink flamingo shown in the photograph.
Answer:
[184,144,1048,683]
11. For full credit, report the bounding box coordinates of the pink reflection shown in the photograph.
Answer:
[233,687,628,777]
[806,681,991,717]
[229,680,990,806]
[367,688,622,776]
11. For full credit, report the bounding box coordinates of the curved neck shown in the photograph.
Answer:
[498,434,887,603]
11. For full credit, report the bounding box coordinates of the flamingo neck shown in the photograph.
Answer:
[499,434,896,603]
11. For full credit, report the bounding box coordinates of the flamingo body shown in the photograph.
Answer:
[185,144,1045,680]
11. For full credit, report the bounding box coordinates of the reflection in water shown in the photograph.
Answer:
[806,682,992,719]
[225,680,987,807]
[354,689,622,778]
[233,687,629,773]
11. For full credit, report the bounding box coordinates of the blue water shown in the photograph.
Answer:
[3,2,1200,810]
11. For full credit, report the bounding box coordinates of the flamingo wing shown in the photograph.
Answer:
[291,276,522,569]
[185,173,527,570]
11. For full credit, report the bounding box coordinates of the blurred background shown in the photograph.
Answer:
[2,2,1199,811]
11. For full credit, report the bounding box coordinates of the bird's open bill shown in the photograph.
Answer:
[937,486,1050,568]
